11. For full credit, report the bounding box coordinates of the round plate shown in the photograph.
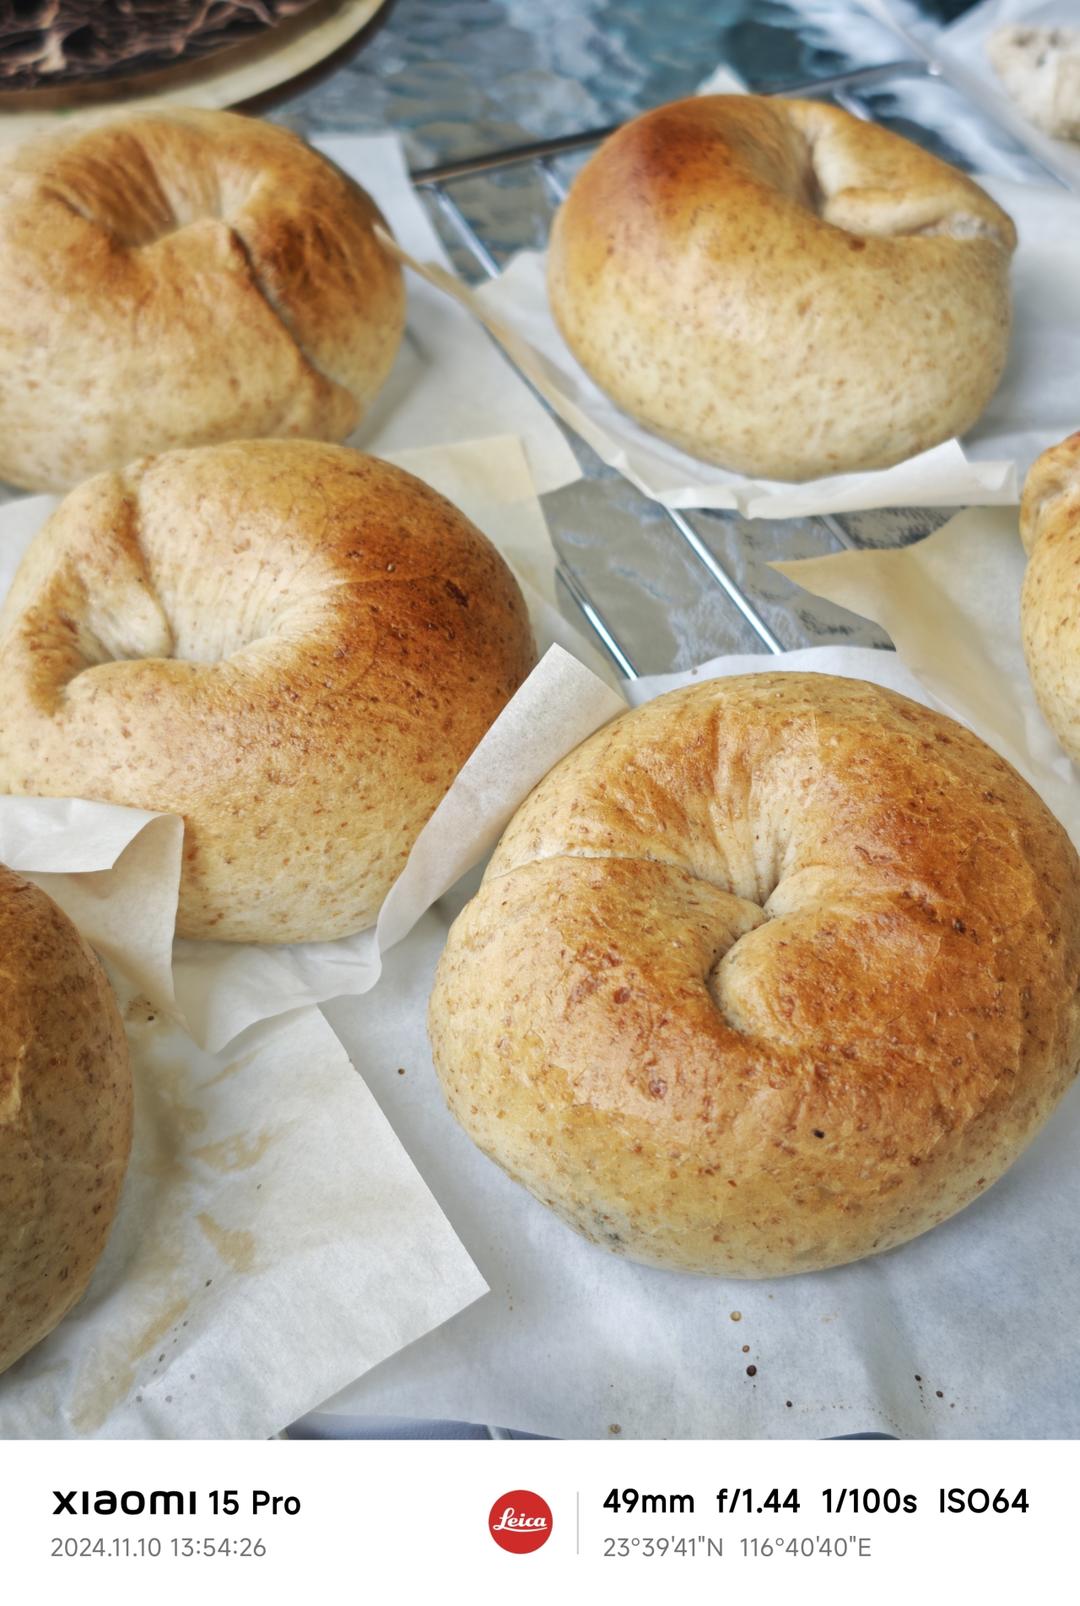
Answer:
[0,0,389,147]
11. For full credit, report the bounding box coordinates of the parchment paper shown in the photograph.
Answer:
[0,997,488,1440]
[0,436,620,1053]
[377,96,1080,517]
[311,614,1080,1439]
[0,798,181,1011]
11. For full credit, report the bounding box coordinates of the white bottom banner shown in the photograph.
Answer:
[0,1436,1070,1602]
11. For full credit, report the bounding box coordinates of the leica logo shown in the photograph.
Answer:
[488,1489,553,1553]
[493,1509,548,1531]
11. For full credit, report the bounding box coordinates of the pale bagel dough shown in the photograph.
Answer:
[989,27,1080,143]
[548,96,1017,482]
[430,674,1080,1277]
[0,108,405,491]
[0,867,131,1375]
[1021,431,1080,764]
[0,440,536,943]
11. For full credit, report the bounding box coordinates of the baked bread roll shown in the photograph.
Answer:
[0,440,536,943]
[548,96,1017,482]
[988,27,1080,144]
[1,867,131,1375]
[1021,431,1080,763]
[0,109,405,492]
[430,674,1080,1277]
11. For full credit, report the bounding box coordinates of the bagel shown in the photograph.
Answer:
[547,95,1017,481]
[1,866,132,1375]
[1021,431,1080,764]
[0,108,405,492]
[429,673,1080,1277]
[0,440,536,944]
[988,27,1080,143]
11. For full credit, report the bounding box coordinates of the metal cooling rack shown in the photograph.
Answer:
[405,54,1063,682]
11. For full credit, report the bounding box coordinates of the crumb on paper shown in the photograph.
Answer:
[124,994,158,1025]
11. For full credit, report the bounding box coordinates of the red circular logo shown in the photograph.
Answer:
[488,1489,553,1553]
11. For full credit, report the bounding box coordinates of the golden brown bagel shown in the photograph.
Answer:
[0,440,536,943]
[1,867,131,1375]
[429,674,1080,1277]
[0,108,405,492]
[1020,431,1080,764]
[548,96,1017,481]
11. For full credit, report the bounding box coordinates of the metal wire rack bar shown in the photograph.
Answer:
[408,61,937,185]
[408,52,1047,677]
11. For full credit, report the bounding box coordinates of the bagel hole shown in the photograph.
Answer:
[121,521,329,664]
[704,863,864,1037]
[796,150,826,218]
[75,583,309,671]
[161,602,306,666]
[45,136,233,250]
[793,114,1011,248]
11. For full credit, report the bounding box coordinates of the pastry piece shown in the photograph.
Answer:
[988,27,1080,143]
[0,108,405,491]
[431,673,1080,1276]
[548,95,1017,481]
[0,440,536,942]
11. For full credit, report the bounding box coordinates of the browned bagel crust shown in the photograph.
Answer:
[0,440,537,943]
[0,867,131,1375]
[1021,431,1080,765]
[0,108,405,491]
[429,673,1080,1276]
[548,96,1017,481]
